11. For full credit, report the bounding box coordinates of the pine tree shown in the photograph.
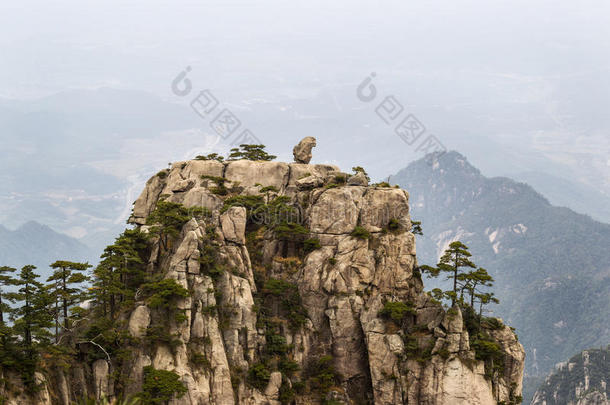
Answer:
[428,241,476,306]
[459,267,494,307]
[47,261,91,334]
[0,266,18,326]
[351,166,370,181]
[411,220,423,236]
[0,266,19,366]
[475,291,500,318]
[92,229,149,318]
[439,241,476,305]
[227,144,276,161]
[146,200,194,251]
[11,265,54,388]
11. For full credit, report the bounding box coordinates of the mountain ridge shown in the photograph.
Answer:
[0,220,96,275]
[390,151,610,403]
[532,346,610,405]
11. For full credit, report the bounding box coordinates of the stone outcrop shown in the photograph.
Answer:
[292,136,316,164]
[11,150,524,404]
[348,171,369,186]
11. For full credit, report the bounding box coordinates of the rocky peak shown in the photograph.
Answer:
[120,149,525,404]
[292,136,317,164]
[3,145,524,404]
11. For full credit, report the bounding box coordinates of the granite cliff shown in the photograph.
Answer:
[0,142,524,404]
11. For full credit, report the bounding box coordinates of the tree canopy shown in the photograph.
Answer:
[228,144,276,161]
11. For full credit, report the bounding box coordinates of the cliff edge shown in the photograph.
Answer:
[0,142,524,404]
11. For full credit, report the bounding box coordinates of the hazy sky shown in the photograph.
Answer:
[2,0,609,98]
[1,0,609,228]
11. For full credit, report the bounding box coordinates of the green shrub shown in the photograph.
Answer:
[263,278,296,296]
[145,325,181,349]
[403,335,434,362]
[72,397,141,405]
[195,153,224,162]
[278,379,295,404]
[258,185,279,194]
[306,356,338,397]
[411,220,423,235]
[378,301,416,324]
[201,305,217,316]
[143,278,189,310]
[241,195,308,242]
[146,200,207,249]
[230,374,241,390]
[481,317,504,330]
[437,347,450,359]
[333,175,347,184]
[373,181,391,187]
[279,358,300,375]
[328,257,337,266]
[303,238,322,253]
[265,333,291,356]
[471,336,503,362]
[221,195,265,216]
[471,333,505,378]
[197,229,227,280]
[156,170,169,179]
[263,279,307,330]
[351,166,370,181]
[350,226,371,240]
[274,222,309,241]
[139,366,187,405]
[462,304,481,337]
[201,175,228,195]
[189,352,211,370]
[247,363,271,390]
[387,218,401,232]
[228,144,276,161]
[292,380,305,394]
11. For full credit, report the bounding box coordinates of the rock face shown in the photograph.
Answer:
[532,347,610,405]
[391,151,610,401]
[0,372,52,405]
[292,136,316,163]
[12,153,524,404]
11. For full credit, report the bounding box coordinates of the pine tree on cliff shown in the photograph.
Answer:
[146,199,198,252]
[228,144,276,161]
[11,265,53,388]
[92,229,149,318]
[439,241,476,305]
[459,266,494,307]
[47,260,91,334]
[0,266,19,360]
[422,241,476,306]
[411,220,423,235]
[475,291,499,318]
[0,266,18,327]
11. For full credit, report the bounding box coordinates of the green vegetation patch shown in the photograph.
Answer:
[378,301,416,324]
[139,366,187,405]
[303,238,322,253]
[350,226,371,240]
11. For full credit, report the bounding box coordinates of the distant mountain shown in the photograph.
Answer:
[0,88,217,253]
[0,221,96,278]
[390,151,610,403]
[514,170,610,225]
[532,346,610,405]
